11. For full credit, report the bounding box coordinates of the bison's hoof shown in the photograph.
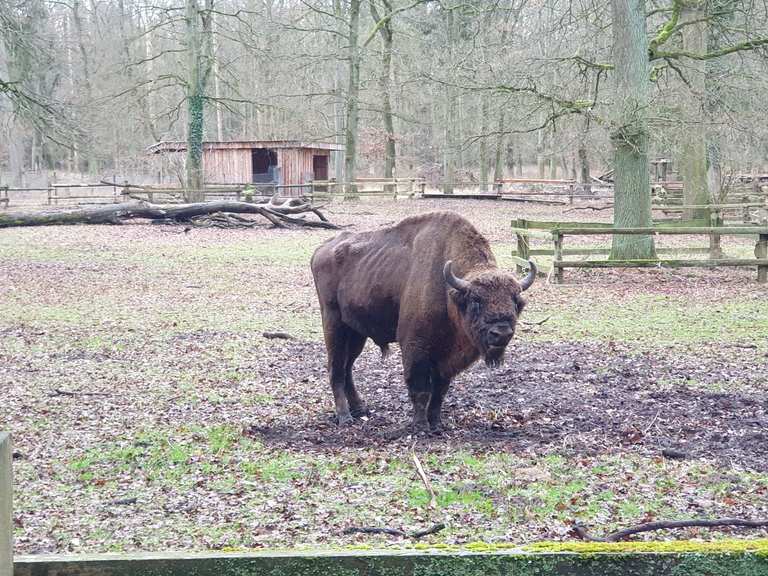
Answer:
[351,407,371,419]
[336,413,354,426]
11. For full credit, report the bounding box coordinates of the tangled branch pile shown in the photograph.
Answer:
[0,195,339,230]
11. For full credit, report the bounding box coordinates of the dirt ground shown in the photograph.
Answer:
[1,198,767,554]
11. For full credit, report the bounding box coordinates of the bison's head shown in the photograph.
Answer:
[443,260,536,367]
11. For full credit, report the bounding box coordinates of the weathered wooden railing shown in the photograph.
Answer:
[511,219,768,283]
[1,433,11,576]
[308,178,426,200]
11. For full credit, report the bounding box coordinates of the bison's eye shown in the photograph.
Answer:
[469,296,483,314]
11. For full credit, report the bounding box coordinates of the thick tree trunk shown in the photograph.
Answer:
[71,0,94,173]
[0,200,339,229]
[370,0,396,187]
[679,1,709,220]
[333,0,346,188]
[344,0,362,199]
[184,0,214,202]
[609,0,656,260]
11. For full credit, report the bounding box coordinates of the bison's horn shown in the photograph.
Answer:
[443,261,471,292]
[519,260,537,291]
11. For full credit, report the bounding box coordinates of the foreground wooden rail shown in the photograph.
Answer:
[1,433,11,576]
[11,545,768,575]
[511,219,768,283]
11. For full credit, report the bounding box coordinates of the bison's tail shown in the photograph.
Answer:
[379,343,392,360]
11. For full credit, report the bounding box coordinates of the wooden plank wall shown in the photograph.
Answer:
[277,149,330,195]
[203,149,251,183]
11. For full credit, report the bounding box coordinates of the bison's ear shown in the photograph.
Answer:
[515,296,527,313]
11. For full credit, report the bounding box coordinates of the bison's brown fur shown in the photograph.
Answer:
[311,211,535,431]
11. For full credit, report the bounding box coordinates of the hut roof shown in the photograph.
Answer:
[147,140,343,154]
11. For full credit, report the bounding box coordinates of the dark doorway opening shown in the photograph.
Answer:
[252,149,278,183]
[312,155,328,181]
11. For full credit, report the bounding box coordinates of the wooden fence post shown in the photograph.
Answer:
[514,219,530,274]
[0,432,11,576]
[756,234,768,284]
[709,210,723,260]
[552,230,564,284]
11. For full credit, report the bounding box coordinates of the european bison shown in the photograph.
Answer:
[311,211,536,432]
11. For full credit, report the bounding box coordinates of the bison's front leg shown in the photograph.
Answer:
[404,355,432,432]
[427,374,451,432]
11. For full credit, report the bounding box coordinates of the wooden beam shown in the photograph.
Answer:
[556,227,768,235]
[0,432,11,576]
[555,259,768,268]
[13,546,768,576]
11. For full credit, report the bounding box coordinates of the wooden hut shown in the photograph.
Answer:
[147,140,342,196]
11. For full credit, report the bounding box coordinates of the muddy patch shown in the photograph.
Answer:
[247,340,768,470]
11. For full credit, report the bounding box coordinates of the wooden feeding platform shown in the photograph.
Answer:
[511,218,768,283]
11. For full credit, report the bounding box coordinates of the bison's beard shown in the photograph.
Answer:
[483,345,507,368]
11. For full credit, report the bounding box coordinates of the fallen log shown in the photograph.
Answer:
[0,199,339,229]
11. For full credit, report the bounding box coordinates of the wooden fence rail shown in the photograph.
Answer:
[511,219,768,283]
[308,178,426,200]
[1,433,11,576]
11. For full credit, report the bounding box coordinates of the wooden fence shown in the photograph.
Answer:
[1,433,10,576]
[308,178,426,200]
[511,219,768,283]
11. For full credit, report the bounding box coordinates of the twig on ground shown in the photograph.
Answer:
[522,315,551,326]
[108,497,137,506]
[642,409,661,435]
[573,518,768,542]
[262,331,295,340]
[343,523,445,539]
[412,447,437,509]
[51,388,111,397]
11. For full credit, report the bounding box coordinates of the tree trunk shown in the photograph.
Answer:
[344,0,362,199]
[333,0,346,189]
[679,1,709,220]
[184,0,214,202]
[578,128,592,195]
[71,0,94,173]
[493,112,506,182]
[479,94,490,192]
[211,10,224,141]
[370,0,396,183]
[536,121,546,178]
[609,0,656,260]
[442,7,457,195]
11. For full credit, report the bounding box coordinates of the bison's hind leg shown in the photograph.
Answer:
[322,312,370,425]
[345,331,370,418]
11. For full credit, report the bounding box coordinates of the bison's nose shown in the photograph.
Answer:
[488,325,514,346]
